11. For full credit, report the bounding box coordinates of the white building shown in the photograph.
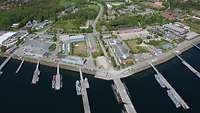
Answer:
[0,32,17,46]
[61,56,84,65]
[60,35,86,42]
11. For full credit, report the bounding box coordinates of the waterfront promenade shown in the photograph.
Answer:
[1,36,200,81]
[95,37,200,80]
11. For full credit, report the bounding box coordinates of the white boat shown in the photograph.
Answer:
[76,80,81,95]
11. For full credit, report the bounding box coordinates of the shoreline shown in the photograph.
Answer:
[1,37,200,80]
[116,37,200,79]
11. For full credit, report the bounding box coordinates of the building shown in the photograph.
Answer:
[59,35,86,42]
[59,35,70,42]
[0,31,27,47]
[106,3,112,10]
[163,23,189,36]
[108,39,133,64]
[185,32,199,40]
[11,23,20,28]
[0,32,17,46]
[61,56,84,65]
[69,35,86,42]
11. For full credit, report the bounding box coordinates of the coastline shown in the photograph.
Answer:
[116,37,200,79]
[1,54,96,76]
[1,37,200,80]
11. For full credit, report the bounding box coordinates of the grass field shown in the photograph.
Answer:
[50,3,99,33]
[71,41,88,57]
[184,19,200,34]
[52,19,82,33]
[145,39,169,47]
[125,38,149,54]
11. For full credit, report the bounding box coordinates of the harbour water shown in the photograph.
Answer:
[0,58,121,113]
[123,45,200,113]
[0,45,200,113]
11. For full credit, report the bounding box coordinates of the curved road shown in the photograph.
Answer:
[92,2,104,33]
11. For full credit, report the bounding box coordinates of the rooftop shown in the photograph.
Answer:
[0,32,17,45]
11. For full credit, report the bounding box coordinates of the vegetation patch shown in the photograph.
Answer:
[145,39,169,47]
[70,41,88,57]
[106,13,170,30]
[48,43,56,51]
[184,19,200,34]
[125,38,148,54]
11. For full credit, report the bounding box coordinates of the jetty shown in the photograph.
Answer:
[76,68,91,113]
[52,63,62,90]
[16,58,24,74]
[32,60,40,84]
[112,78,137,113]
[192,43,200,51]
[0,54,13,75]
[150,63,190,110]
[175,53,200,78]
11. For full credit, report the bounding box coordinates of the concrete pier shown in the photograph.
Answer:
[32,60,40,84]
[79,68,91,113]
[192,43,200,51]
[113,78,137,113]
[16,58,24,74]
[150,63,190,110]
[175,54,200,78]
[0,54,13,74]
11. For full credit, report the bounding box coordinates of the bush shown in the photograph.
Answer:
[48,43,56,51]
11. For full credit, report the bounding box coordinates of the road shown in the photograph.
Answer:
[95,36,200,80]
[92,2,104,33]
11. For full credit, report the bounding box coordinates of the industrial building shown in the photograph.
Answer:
[163,23,189,36]
[0,32,17,45]
[59,35,86,43]
[108,39,133,64]
[0,31,28,47]
[61,56,84,65]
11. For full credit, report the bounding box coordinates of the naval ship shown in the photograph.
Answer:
[32,60,40,84]
[52,63,62,90]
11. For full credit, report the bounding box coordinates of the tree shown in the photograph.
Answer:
[48,43,56,51]
[0,45,7,53]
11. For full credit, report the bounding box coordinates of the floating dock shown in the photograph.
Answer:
[113,78,137,113]
[175,54,200,78]
[32,60,40,84]
[16,58,24,74]
[76,68,91,113]
[150,63,190,110]
[52,63,62,90]
[0,54,13,75]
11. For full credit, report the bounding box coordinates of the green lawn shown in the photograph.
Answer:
[125,38,143,45]
[184,19,200,34]
[50,3,99,33]
[52,19,82,33]
[71,41,88,57]
[125,38,149,54]
[145,39,169,47]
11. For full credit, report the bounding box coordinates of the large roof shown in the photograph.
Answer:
[0,32,16,44]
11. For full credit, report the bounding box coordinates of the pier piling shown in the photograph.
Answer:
[0,54,13,74]
[150,63,190,110]
[113,78,137,113]
[16,58,24,74]
[175,54,200,78]
[78,68,91,113]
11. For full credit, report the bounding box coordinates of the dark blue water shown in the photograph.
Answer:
[0,46,200,113]
[123,46,200,113]
[0,58,121,113]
